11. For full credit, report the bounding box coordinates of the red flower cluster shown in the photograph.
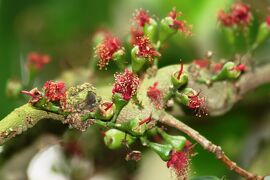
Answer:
[188,91,207,117]
[43,81,66,102]
[134,36,160,61]
[266,16,270,27]
[134,9,150,27]
[193,59,209,68]
[218,2,252,27]
[112,69,140,101]
[95,36,123,69]
[27,52,51,70]
[167,8,192,36]
[147,82,163,108]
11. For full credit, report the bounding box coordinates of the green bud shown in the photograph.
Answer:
[148,142,172,161]
[175,88,194,106]
[171,72,188,89]
[131,46,147,73]
[104,129,135,149]
[112,49,125,70]
[159,17,177,43]
[122,118,147,136]
[94,102,115,121]
[253,22,270,50]
[211,62,241,81]
[158,129,186,151]
[143,18,158,43]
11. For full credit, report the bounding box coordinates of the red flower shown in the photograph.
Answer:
[147,82,163,108]
[134,9,150,27]
[130,26,144,45]
[218,2,252,27]
[213,63,223,73]
[134,36,160,61]
[231,2,252,25]
[167,150,189,178]
[112,69,140,101]
[167,8,192,36]
[43,81,66,102]
[193,59,209,68]
[266,16,270,27]
[188,91,208,117]
[95,36,123,69]
[167,141,193,179]
[27,52,51,70]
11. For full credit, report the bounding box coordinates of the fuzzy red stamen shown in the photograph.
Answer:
[188,91,208,117]
[95,36,122,69]
[167,150,189,179]
[130,27,144,45]
[134,9,150,27]
[27,52,51,70]
[112,69,140,101]
[134,36,160,61]
[218,2,252,27]
[147,82,163,108]
[43,81,66,102]
[213,63,223,73]
[168,8,192,36]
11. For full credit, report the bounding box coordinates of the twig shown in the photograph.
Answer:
[159,112,264,180]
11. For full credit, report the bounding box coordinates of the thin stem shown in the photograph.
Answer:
[158,111,264,180]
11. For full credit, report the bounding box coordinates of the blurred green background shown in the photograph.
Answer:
[1,0,270,179]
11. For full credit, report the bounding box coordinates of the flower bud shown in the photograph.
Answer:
[160,17,177,43]
[131,46,147,73]
[94,102,115,121]
[6,79,22,98]
[212,62,242,81]
[104,129,135,149]
[122,118,147,136]
[148,142,173,161]
[253,22,270,49]
[158,129,186,151]
[143,18,158,43]
[171,72,188,89]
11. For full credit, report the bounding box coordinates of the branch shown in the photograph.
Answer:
[159,111,264,180]
[237,63,270,97]
[0,104,64,144]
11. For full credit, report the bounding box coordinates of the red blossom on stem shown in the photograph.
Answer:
[134,9,150,27]
[168,8,192,36]
[27,52,51,70]
[43,81,66,102]
[218,2,252,27]
[112,69,140,101]
[193,59,209,68]
[147,82,163,108]
[135,36,160,61]
[95,36,122,69]
[266,16,270,27]
[213,63,223,73]
[188,91,208,117]
[167,141,193,179]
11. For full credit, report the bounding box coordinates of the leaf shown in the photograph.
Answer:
[190,176,221,180]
